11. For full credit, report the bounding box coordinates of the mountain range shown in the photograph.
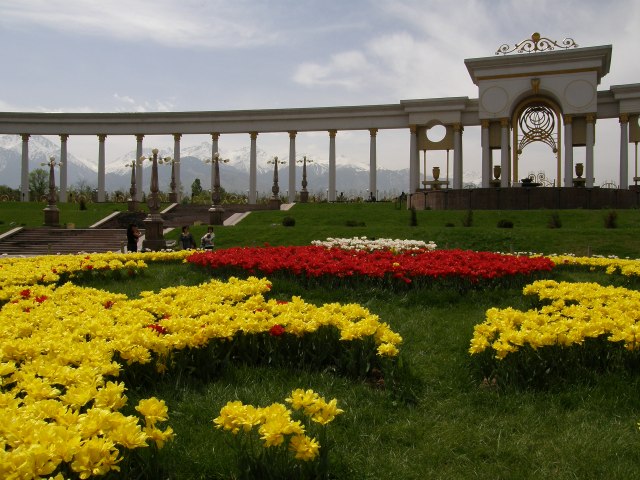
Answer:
[0,134,482,199]
[0,135,413,199]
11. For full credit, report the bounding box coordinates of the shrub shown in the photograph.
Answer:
[79,198,87,211]
[548,212,562,229]
[282,216,296,227]
[345,219,366,227]
[461,210,473,227]
[497,219,514,228]
[604,210,618,229]
[409,207,418,227]
[444,222,455,228]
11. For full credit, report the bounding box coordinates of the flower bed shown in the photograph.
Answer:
[548,254,640,277]
[310,236,436,252]
[0,275,400,479]
[0,251,192,300]
[187,246,554,286]
[469,279,640,385]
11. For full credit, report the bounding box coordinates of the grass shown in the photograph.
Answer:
[4,202,640,478]
[3,201,639,257]
[84,264,640,479]
[173,203,640,258]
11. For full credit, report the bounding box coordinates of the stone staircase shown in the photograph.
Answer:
[0,228,129,256]
[0,203,284,257]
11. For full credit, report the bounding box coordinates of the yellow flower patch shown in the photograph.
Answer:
[469,280,640,359]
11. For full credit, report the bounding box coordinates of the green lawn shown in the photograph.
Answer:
[4,202,640,478]
[176,203,640,258]
[85,264,640,479]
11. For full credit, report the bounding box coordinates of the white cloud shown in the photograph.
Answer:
[0,0,280,48]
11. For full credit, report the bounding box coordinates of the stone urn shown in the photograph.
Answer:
[493,165,501,180]
[432,166,440,181]
[575,163,584,178]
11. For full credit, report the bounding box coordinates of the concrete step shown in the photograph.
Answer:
[0,228,129,256]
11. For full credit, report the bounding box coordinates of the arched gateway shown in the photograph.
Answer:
[0,33,639,209]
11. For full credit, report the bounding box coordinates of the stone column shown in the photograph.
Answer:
[249,132,258,204]
[173,133,182,201]
[409,125,418,193]
[563,115,573,187]
[288,131,296,202]
[328,130,337,201]
[97,134,106,202]
[481,120,490,188]
[59,134,68,202]
[135,134,144,201]
[211,132,220,194]
[500,118,510,188]
[21,134,29,202]
[369,128,377,200]
[586,114,596,188]
[453,123,463,189]
[620,114,629,190]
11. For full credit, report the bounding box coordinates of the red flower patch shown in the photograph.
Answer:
[269,324,286,337]
[146,324,168,335]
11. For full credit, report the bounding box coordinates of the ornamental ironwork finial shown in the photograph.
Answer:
[495,32,578,55]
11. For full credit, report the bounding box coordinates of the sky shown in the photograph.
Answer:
[1,0,639,184]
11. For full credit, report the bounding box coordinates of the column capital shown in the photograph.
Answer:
[135,134,144,142]
[453,123,463,132]
[21,133,30,141]
[250,131,258,140]
[211,132,220,141]
[288,130,297,138]
[369,128,378,137]
[620,113,629,124]
[409,124,418,134]
[586,113,596,124]
[500,118,510,128]
[98,134,107,142]
[563,114,573,125]
[328,129,337,138]
[59,134,69,142]
[481,119,490,129]
[173,133,182,141]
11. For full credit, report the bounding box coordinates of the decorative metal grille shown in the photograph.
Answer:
[517,105,558,154]
[496,32,578,55]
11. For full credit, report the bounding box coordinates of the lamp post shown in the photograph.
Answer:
[125,160,137,212]
[159,157,180,203]
[140,149,171,251]
[297,155,314,203]
[267,156,286,209]
[204,152,229,225]
[42,156,62,226]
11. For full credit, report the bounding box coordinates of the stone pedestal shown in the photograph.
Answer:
[127,200,138,212]
[142,214,166,251]
[43,205,60,227]
[268,198,282,210]
[573,178,586,187]
[209,205,225,225]
[300,191,309,203]
[169,192,178,203]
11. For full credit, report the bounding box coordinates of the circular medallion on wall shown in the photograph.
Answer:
[564,80,595,109]
[480,86,509,114]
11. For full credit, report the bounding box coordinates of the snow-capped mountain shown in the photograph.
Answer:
[0,134,95,185]
[4,134,489,198]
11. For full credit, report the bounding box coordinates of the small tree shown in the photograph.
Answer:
[29,168,48,201]
[191,178,203,200]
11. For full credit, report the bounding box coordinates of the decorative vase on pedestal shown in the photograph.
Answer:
[493,165,501,180]
[575,163,584,178]
[432,166,440,181]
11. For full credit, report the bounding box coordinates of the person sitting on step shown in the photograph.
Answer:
[200,226,215,250]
